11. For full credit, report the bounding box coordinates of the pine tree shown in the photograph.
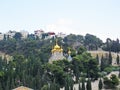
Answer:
[98,78,103,90]
[86,79,92,90]
[116,54,119,65]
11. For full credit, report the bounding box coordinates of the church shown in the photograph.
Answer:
[49,40,72,63]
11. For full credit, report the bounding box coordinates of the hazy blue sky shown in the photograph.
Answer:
[0,0,120,41]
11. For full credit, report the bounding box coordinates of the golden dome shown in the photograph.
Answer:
[68,49,71,54]
[51,49,55,53]
[54,44,60,49]
[51,39,64,53]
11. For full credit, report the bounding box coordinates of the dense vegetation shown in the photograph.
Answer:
[0,33,119,90]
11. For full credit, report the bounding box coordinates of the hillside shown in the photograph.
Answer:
[0,51,12,62]
[88,50,120,65]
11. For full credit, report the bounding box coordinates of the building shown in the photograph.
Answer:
[34,30,44,39]
[49,40,65,63]
[49,40,72,63]
[20,30,29,39]
[12,86,33,90]
[57,32,66,38]
[67,49,72,61]
[0,33,4,40]
[47,32,55,38]
[6,30,16,39]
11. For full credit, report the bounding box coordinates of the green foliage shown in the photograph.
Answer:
[86,79,92,90]
[44,63,66,86]
[78,80,81,90]
[13,32,22,40]
[41,85,49,90]
[108,51,112,65]
[77,46,86,55]
[96,54,99,65]
[84,34,103,50]
[81,79,85,90]
[100,55,110,71]
[118,70,120,78]
[104,67,112,74]
[116,54,119,65]
[102,38,120,53]
[103,74,119,88]
[0,35,105,90]
[98,78,103,90]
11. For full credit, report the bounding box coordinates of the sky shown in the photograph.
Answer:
[0,0,120,41]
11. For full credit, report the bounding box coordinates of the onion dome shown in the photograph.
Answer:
[68,49,71,55]
[54,44,60,49]
[60,46,63,52]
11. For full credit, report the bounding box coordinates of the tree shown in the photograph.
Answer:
[78,80,81,90]
[103,74,119,88]
[77,46,86,55]
[13,32,22,40]
[72,57,81,83]
[81,78,85,90]
[98,78,103,90]
[87,58,99,79]
[84,34,103,50]
[100,55,104,71]
[69,77,74,90]
[96,54,99,65]
[41,85,49,90]
[0,82,3,90]
[118,69,120,78]
[116,54,119,65]
[86,79,92,90]
[108,51,112,65]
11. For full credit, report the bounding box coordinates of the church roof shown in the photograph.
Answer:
[12,86,33,90]
[51,40,63,53]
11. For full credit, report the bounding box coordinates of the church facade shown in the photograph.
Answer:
[49,40,72,63]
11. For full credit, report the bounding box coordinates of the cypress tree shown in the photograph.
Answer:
[116,54,119,65]
[6,78,10,90]
[108,51,112,65]
[86,79,92,90]
[11,78,15,89]
[118,69,120,78]
[70,78,74,90]
[82,79,85,90]
[98,78,103,90]
[96,54,99,65]
[65,76,70,90]
[0,82,3,90]
[78,80,81,90]
[100,55,104,71]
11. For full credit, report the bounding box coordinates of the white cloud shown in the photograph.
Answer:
[46,18,75,34]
